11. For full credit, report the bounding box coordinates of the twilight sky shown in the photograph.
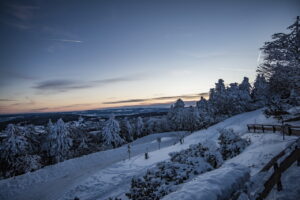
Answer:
[0,0,299,114]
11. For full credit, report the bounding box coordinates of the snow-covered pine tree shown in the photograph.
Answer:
[186,106,201,132]
[210,79,231,118]
[0,124,28,162]
[0,124,41,178]
[257,16,300,103]
[102,115,125,148]
[238,77,252,111]
[196,96,215,128]
[167,99,187,131]
[135,117,144,138]
[43,119,73,163]
[251,74,269,107]
[120,117,133,142]
[227,82,243,115]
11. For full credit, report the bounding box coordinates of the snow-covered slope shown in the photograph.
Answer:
[162,163,250,200]
[0,109,298,200]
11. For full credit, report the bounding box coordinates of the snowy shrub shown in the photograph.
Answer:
[218,129,250,160]
[169,142,223,168]
[126,142,223,200]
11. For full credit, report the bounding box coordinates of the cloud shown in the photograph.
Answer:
[33,74,144,93]
[0,99,16,102]
[92,76,135,85]
[50,39,83,43]
[33,80,92,93]
[103,93,208,104]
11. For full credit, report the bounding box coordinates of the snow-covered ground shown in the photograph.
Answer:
[0,109,299,200]
[162,163,250,200]
[266,162,300,200]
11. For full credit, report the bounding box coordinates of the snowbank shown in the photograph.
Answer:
[162,163,250,200]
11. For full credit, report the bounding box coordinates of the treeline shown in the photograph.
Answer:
[0,75,265,179]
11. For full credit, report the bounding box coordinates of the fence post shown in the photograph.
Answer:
[273,163,283,191]
[262,125,265,133]
[288,126,292,136]
[254,126,256,133]
[282,125,285,140]
[273,125,276,133]
[247,125,250,132]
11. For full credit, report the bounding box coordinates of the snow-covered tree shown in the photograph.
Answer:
[43,119,73,163]
[238,77,252,110]
[196,96,215,128]
[167,99,187,131]
[102,115,125,148]
[251,74,269,106]
[0,124,41,178]
[257,16,300,102]
[134,117,144,138]
[186,106,201,132]
[210,79,231,117]
[0,124,28,161]
[120,117,133,142]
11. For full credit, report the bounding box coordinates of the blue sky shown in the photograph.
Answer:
[0,0,299,114]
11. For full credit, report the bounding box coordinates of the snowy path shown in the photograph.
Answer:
[0,132,184,200]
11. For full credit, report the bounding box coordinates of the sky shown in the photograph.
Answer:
[0,0,299,114]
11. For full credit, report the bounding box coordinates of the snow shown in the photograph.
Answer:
[266,163,300,200]
[0,109,298,200]
[150,137,172,143]
[162,163,250,200]
[225,133,297,175]
[0,131,183,200]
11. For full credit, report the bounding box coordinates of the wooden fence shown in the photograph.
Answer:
[256,138,300,200]
[247,124,300,136]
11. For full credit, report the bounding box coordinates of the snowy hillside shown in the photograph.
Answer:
[0,109,298,200]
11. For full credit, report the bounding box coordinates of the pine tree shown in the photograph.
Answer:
[258,16,300,101]
[120,117,133,142]
[0,124,41,177]
[135,117,144,138]
[102,115,125,148]
[196,96,215,127]
[186,106,201,132]
[168,99,187,131]
[252,74,269,106]
[43,119,73,163]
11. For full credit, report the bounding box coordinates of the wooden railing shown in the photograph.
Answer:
[247,124,300,136]
[256,139,300,200]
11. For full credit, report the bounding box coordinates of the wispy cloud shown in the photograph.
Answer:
[103,93,208,105]
[50,39,83,43]
[0,99,16,102]
[33,74,144,93]
[33,80,92,93]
